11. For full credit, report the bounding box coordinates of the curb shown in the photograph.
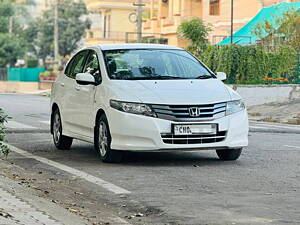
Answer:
[249,127,300,134]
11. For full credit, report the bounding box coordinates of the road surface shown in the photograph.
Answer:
[0,93,300,225]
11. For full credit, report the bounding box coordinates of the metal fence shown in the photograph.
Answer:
[212,35,253,45]
[0,68,7,81]
[125,32,168,44]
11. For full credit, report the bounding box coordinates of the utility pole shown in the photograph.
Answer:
[230,0,234,44]
[133,0,145,43]
[54,0,59,65]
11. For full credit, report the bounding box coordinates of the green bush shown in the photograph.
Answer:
[26,57,39,68]
[0,108,9,157]
[194,45,297,84]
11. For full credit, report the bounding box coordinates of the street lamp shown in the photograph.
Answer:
[230,0,233,44]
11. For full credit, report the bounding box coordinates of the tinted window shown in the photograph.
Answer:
[65,57,75,77]
[84,50,101,83]
[65,51,87,79]
[103,49,213,80]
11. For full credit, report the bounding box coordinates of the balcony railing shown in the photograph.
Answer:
[163,17,175,26]
[87,30,128,41]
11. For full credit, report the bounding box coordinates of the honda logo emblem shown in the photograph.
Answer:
[189,107,201,117]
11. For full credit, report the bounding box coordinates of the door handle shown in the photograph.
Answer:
[60,83,65,87]
[75,86,80,91]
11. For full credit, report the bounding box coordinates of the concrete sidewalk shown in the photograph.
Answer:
[0,163,88,225]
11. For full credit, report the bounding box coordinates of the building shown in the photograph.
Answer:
[34,0,53,17]
[16,0,54,18]
[142,0,300,47]
[85,0,150,45]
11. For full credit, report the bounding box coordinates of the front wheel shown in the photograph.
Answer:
[216,148,242,161]
[94,114,122,163]
[52,109,73,150]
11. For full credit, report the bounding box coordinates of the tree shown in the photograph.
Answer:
[253,9,300,49]
[0,0,31,67]
[0,0,14,33]
[27,0,90,63]
[177,18,212,53]
[0,108,9,157]
[0,33,25,67]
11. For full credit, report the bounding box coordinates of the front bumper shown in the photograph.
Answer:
[107,108,249,151]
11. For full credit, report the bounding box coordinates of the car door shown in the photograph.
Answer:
[69,49,101,138]
[62,50,89,135]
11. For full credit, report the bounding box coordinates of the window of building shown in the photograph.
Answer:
[209,0,220,16]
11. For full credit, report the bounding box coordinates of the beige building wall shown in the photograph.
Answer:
[85,0,149,45]
[142,0,299,47]
[203,0,263,44]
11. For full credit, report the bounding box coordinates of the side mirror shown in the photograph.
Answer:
[75,73,96,85]
[216,72,227,81]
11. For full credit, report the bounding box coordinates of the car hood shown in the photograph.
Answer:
[111,79,233,105]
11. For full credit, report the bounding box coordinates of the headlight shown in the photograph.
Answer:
[226,100,245,115]
[110,100,157,117]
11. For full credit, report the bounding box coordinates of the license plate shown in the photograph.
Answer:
[173,124,216,135]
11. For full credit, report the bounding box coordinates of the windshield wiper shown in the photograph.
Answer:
[195,75,213,79]
[126,75,187,80]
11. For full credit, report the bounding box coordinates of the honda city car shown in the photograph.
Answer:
[50,44,248,162]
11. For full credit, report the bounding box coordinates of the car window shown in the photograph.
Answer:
[65,50,88,79]
[65,57,75,77]
[103,49,213,80]
[71,51,88,79]
[83,50,101,83]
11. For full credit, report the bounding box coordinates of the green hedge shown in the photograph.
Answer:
[26,57,39,68]
[195,45,298,84]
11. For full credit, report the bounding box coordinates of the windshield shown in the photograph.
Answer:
[103,49,214,80]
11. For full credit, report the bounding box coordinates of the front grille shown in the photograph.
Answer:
[161,131,227,144]
[151,102,226,122]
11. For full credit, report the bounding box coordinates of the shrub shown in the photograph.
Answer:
[195,45,297,84]
[26,57,39,68]
[0,108,9,157]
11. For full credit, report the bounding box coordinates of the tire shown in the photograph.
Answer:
[94,114,122,163]
[52,109,73,150]
[216,148,242,161]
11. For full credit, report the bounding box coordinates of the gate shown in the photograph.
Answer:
[0,68,7,81]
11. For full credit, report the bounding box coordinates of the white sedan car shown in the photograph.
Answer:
[50,44,248,163]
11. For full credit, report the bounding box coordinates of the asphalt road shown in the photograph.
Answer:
[1,93,300,225]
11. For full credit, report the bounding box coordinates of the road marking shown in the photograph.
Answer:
[284,145,300,150]
[5,144,131,195]
[5,121,37,129]
[40,120,50,125]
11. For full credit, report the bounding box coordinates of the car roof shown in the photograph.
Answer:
[91,43,183,51]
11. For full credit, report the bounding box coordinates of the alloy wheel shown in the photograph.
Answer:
[53,113,61,144]
[99,121,108,157]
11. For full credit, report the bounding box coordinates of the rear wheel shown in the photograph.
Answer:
[216,148,242,161]
[94,114,122,163]
[52,109,73,150]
